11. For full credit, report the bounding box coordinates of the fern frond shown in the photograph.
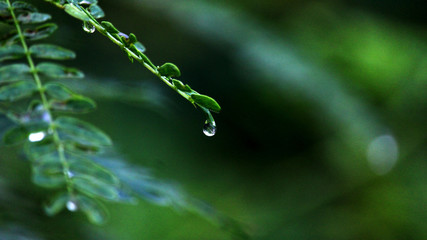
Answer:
[44,0,221,136]
[0,1,250,239]
[0,0,128,224]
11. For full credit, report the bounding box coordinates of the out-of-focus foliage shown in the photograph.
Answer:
[1,0,427,239]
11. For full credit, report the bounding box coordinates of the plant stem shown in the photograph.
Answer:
[6,0,74,196]
[80,8,194,103]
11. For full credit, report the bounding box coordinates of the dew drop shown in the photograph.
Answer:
[82,21,95,33]
[79,0,92,5]
[66,201,78,212]
[28,131,46,142]
[118,32,129,40]
[203,121,216,137]
[41,111,52,123]
[66,170,74,178]
[134,42,146,53]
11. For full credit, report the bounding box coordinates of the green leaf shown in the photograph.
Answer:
[32,158,65,188]
[129,33,137,44]
[30,44,76,60]
[139,53,156,69]
[65,141,101,155]
[55,116,112,147]
[0,44,25,62]
[68,157,120,186]
[0,81,37,101]
[0,2,8,12]
[76,195,109,225]
[44,192,69,216]
[0,64,31,83]
[31,152,65,187]
[158,63,181,78]
[32,171,65,188]
[23,23,58,41]
[2,125,28,145]
[50,96,96,113]
[191,94,221,113]
[73,176,119,201]
[88,4,104,19]
[172,79,192,92]
[45,82,96,113]
[64,3,90,21]
[35,154,63,175]
[101,21,119,34]
[37,62,84,79]
[12,1,38,12]
[25,140,57,160]
[44,82,74,100]
[17,12,51,24]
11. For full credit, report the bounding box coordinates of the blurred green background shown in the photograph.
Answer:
[1,0,427,239]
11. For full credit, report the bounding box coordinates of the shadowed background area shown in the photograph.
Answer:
[1,0,427,239]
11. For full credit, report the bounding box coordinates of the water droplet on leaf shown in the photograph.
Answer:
[118,32,129,40]
[42,111,52,123]
[203,121,216,137]
[28,131,46,142]
[82,21,95,33]
[66,200,78,212]
[66,170,74,178]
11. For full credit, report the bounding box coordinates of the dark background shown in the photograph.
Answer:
[2,0,427,239]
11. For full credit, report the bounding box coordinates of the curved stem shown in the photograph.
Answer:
[44,1,197,103]
[44,1,219,130]
[80,8,193,102]
[6,0,74,196]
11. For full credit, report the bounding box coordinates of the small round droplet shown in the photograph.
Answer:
[41,111,52,123]
[28,131,46,142]
[82,21,95,33]
[66,170,74,178]
[203,121,216,137]
[66,201,78,212]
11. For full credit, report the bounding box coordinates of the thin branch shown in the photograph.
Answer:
[6,0,75,197]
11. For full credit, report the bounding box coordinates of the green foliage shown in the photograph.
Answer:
[0,0,131,225]
[64,3,89,21]
[0,64,31,82]
[0,1,244,239]
[48,0,221,129]
[55,116,111,146]
[158,62,181,78]
[30,44,76,60]
[101,21,119,34]
[0,81,36,101]
[192,94,222,113]
[0,45,25,61]
[37,62,84,79]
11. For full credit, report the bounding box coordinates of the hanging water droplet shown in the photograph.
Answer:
[82,21,95,33]
[66,200,78,212]
[203,121,216,137]
[28,131,46,142]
